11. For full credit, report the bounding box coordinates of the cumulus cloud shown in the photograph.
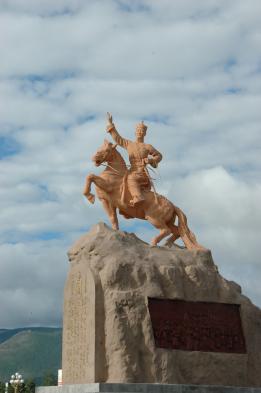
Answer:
[0,0,260,327]
[167,166,261,306]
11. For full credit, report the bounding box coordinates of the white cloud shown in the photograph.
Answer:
[0,0,261,327]
[0,240,66,326]
[168,167,261,305]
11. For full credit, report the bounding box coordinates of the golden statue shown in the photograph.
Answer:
[83,113,204,249]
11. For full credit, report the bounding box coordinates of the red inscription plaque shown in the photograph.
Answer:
[148,298,246,353]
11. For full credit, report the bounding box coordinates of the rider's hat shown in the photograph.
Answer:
[136,121,147,133]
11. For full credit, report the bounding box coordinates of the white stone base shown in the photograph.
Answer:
[36,383,261,393]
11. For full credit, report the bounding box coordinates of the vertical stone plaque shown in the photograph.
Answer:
[148,298,246,353]
[62,263,95,383]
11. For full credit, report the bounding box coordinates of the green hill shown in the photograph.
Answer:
[0,328,62,384]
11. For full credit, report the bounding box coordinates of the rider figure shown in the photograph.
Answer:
[106,113,162,207]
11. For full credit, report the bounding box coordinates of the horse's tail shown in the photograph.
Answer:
[174,205,205,250]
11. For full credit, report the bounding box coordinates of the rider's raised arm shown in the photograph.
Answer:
[107,122,129,150]
[148,145,163,168]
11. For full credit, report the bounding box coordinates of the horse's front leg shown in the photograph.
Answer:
[101,199,119,230]
[83,174,109,204]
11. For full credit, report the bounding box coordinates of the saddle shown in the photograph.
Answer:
[119,171,150,206]
[118,171,150,219]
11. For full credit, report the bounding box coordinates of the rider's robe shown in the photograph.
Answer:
[107,124,162,202]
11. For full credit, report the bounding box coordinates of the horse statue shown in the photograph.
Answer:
[83,139,204,249]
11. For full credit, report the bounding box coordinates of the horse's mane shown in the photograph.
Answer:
[111,147,128,170]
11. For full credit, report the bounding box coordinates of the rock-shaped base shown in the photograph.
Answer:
[62,223,261,387]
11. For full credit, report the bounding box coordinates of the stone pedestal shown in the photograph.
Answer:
[62,223,261,387]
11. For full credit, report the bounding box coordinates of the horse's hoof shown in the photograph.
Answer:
[165,241,172,248]
[87,194,95,204]
[150,240,158,247]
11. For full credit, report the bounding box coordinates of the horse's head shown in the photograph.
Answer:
[92,139,117,166]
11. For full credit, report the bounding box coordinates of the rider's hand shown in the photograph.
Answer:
[106,113,114,132]
[150,159,158,168]
[143,158,157,167]
[107,112,113,124]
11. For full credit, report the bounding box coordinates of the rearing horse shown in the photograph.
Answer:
[83,139,204,249]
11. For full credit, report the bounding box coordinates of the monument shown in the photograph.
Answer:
[83,113,204,249]
[37,115,261,393]
[61,222,261,387]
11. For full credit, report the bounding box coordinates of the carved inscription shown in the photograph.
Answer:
[148,298,246,353]
[62,267,95,383]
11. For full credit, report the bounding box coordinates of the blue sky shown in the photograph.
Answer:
[0,136,21,159]
[0,0,261,328]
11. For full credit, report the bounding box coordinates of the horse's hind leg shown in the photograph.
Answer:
[146,216,171,246]
[101,199,119,230]
[165,223,180,247]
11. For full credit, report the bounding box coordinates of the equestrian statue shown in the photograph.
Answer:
[83,113,204,249]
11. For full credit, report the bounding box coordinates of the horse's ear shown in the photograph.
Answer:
[112,143,118,150]
[104,139,109,146]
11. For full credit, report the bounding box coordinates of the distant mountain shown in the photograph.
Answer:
[0,327,62,384]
